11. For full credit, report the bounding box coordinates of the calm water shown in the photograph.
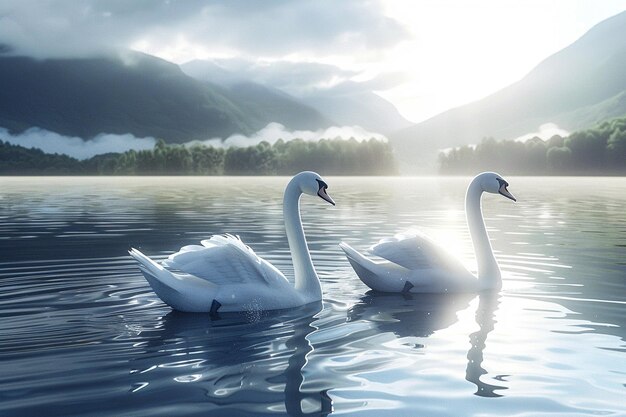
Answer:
[0,176,625,417]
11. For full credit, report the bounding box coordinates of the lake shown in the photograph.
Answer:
[0,176,625,416]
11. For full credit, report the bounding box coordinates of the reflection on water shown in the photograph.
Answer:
[349,291,506,398]
[0,176,625,416]
[465,292,506,398]
[348,291,474,339]
[130,303,332,417]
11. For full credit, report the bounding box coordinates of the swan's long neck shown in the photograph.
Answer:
[283,180,322,301]
[465,180,501,289]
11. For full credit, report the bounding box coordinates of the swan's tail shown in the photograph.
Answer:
[339,242,411,292]
[339,242,367,264]
[129,248,218,312]
[129,248,164,278]
[128,247,183,296]
[339,242,380,281]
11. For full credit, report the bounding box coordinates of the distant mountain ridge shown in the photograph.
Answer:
[181,60,413,134]
[0,50,409,147]
[391,10,626,173]
[0,52,332,143]
[300,83,414,134]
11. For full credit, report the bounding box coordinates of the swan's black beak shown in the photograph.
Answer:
[498,183,516,202]
[318,187,335,206]
[316,180,335,206]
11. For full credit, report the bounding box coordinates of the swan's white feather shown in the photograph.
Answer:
[370,232,437,269]
[130,239,299,313]
[162,234,286,286]
[369,232,464,271]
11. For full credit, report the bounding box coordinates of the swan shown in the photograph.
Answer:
[339,172,515,293]
[129,171,335,313]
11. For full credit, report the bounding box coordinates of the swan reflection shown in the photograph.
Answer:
[129,303,332,416]
[348,291,475,338]
[465,292,507,397]
[349,291,507,397]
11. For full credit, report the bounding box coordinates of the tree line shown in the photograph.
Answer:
[0,137,397,175]
[439,116,626,175]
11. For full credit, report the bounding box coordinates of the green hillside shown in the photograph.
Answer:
[0,53,331,143]
[439,116,626,175]
[391,11,626,173]
[0,138,396,176]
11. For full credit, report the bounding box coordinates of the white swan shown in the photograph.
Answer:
[339,172,516,293]
[129,171,335,313]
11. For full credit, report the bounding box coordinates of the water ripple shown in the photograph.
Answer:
[0,176,625,416]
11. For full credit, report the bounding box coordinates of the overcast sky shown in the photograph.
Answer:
[1,0,625,123]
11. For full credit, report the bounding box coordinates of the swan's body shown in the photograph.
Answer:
[129,171,335,313]
[340,172,516,294]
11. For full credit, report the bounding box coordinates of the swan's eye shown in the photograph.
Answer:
[496,178,508,188]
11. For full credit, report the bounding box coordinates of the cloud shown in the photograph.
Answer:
[183,58,358,96]
[514,123,570,142]
[190,122,388,148]
[309,72,412,97]
[1,123,386,159]
[0,127,155,159]
[0,0,409,61]
[182,58,409,98]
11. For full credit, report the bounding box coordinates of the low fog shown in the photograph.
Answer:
[0,123,387,159]
[514,123,570,142]
[192,123,387,148]
[0,127,156,159]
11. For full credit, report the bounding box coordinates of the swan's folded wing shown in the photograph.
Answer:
[161,234,285,286]
[369,232,457,270]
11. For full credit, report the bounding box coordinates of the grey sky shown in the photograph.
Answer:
[0,0,408,58]
[1,0,625,122]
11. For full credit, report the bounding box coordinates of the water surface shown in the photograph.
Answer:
[0,176,625,416]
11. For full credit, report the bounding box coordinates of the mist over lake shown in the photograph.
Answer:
[1,176,624,416]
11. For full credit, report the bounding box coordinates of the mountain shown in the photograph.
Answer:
[392,10,626,173]
[299,84,414,134]
[0,52,331,143]
[215,82,332,132]
[182,60,412,134]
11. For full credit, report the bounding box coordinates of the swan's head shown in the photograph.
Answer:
[294,171,335,205]
[476,172,516,202]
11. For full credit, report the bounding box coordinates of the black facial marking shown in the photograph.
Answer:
[402,281,414,293]
[496,178,509,188]
[316,179,328,190]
